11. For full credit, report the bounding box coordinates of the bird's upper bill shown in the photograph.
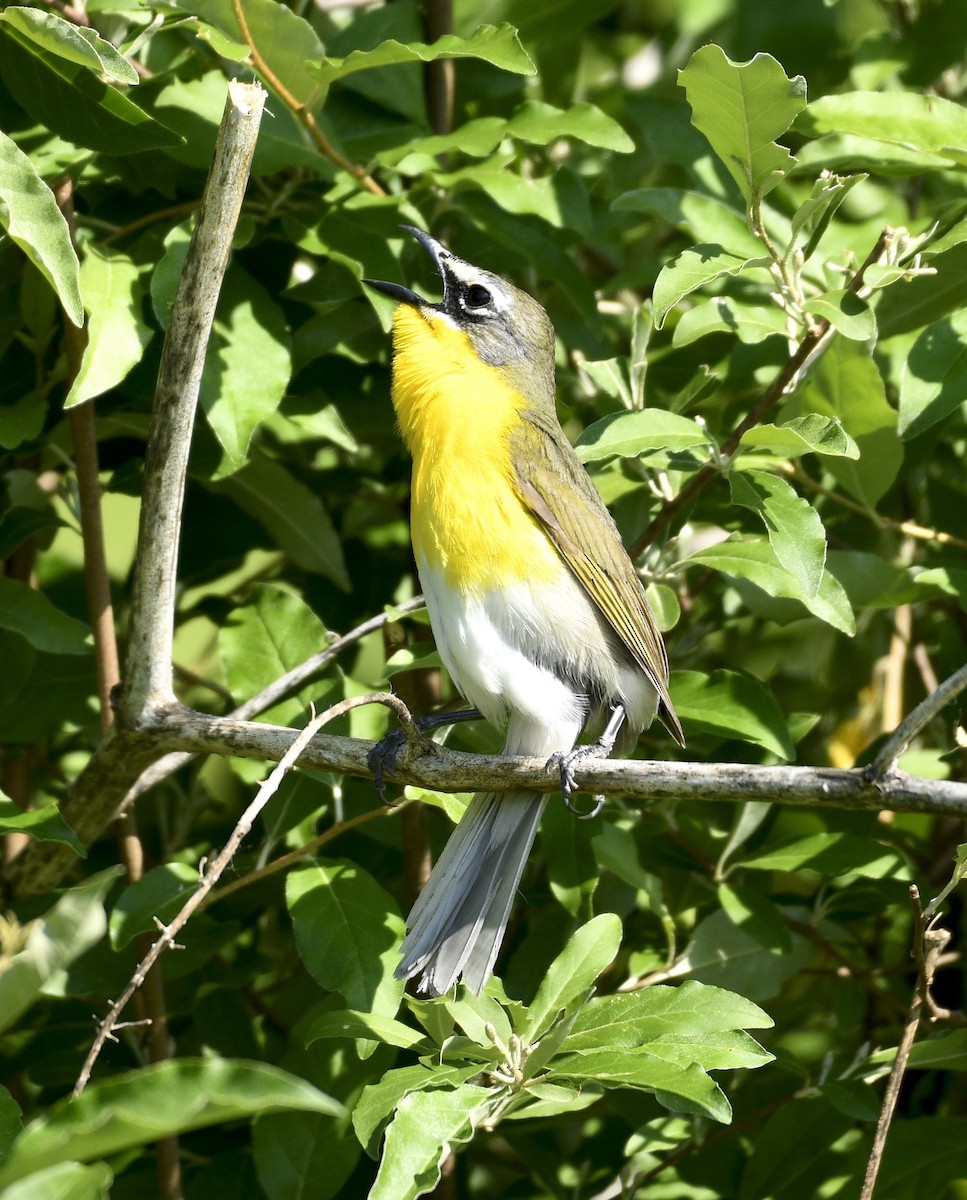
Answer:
[363,226,453,310]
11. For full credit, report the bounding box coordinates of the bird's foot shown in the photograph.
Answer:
[548,703,628,819]
[368,707,483,804]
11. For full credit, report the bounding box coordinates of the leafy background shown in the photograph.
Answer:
[1,0,967,1197]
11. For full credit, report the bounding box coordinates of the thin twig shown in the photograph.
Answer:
[859,885,950,1200]
[633,227,892,555]
[228,0,384,196]
[72,691,385,1096]
[120,81,266,721]
[868,662,967,779]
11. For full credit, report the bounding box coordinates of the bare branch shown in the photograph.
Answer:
[868,662,967,780]
[120,80,266,720]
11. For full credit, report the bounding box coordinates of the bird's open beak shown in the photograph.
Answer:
[363,226,448,308]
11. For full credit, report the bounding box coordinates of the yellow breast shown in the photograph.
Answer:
[390,307,561,592]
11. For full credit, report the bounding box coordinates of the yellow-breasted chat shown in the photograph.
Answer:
[366,227,683,997]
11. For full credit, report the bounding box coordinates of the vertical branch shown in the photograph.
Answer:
[120,81,267,721]
[424,0,454,135]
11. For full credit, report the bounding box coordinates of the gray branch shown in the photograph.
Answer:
[120,80,266,720]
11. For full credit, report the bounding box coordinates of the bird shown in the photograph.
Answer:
[365,227,683,997]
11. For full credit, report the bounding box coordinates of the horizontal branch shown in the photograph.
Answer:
[155,703,967,817]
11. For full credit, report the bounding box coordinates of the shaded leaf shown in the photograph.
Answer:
[0,577,90,655]
[0,1161,112,1200]
[613,188,762,256]
[305,1010,429,1052]
[799,91,967,165]
[0,800,84,855]
[0,1060,341,1187]
[286,859,406,1030]
[109,862,199,950]
[669,669,795,760]
[803,289,875,341]
[0,870,118,1037]
[739,832,908,879]
[898,310,967,439]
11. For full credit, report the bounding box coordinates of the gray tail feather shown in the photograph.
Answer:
[395,791,547,997]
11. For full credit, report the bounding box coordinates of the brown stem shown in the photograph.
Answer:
[56,177,183,1196]
[423,0,454,136]
[228,0,385,196]
[633,227,892,556]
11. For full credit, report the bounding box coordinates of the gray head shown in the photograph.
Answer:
[365,227,557,409]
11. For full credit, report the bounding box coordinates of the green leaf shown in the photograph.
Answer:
[869,1029,967,1072]
[653,244,772,328]
[0,869,118,1037]
[172,0,324,106]
[729,469,827,598]
[286,859,406,1032]
[0,130,82,327]
[65,245,152,409]
[0,6,138,84]
[352,1065,479,1160]
[540,800,598,916]
[788,172,866,262]
[575,409,712,461]
[0,1162,112,1200]
[678,45,807,205]
[0,396,46,452]
[669,669,795,760]
[200,267,293,476]
[666,909,812,1001]
[0,1060,342,1187]
[218,584,330,724]
[438,163,591,232]
[0,800,84,855]
[521,914,622,1042]
[717,883,792,952]
[508,100,633,151]
[688,534,855,634]
[0,29,181,156]
[797,338,903,506]
[673,296,788,347]
[613,188,763,257]
[308,24,535,90]
[739,832,908,879]
[898,310,967,439]
[0,577,90,655]
[305,1010,428,1052]
[368,1084,484,1200]
[803,289,876,341]
[736,414,859,459]
[877,243,967,339]
[254,1109,360,1200]
[798,91,967,166]
[0,1084,21,1165]
[827,551,918,610]
[215,454,349,589]
[109,862,199,950]
[551,1048,733,1123]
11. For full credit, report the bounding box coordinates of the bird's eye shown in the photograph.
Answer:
[465,284,492,308]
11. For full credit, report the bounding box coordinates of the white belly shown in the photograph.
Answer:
[416,555,657,758]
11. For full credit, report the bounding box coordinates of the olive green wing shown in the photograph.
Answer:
[511,414,684,746]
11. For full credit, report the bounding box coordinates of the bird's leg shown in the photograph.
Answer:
[368,707,483,803]
[551,703,627,819]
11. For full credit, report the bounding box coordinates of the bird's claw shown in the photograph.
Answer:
[368,727,411,805]
[549,748,606,820]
